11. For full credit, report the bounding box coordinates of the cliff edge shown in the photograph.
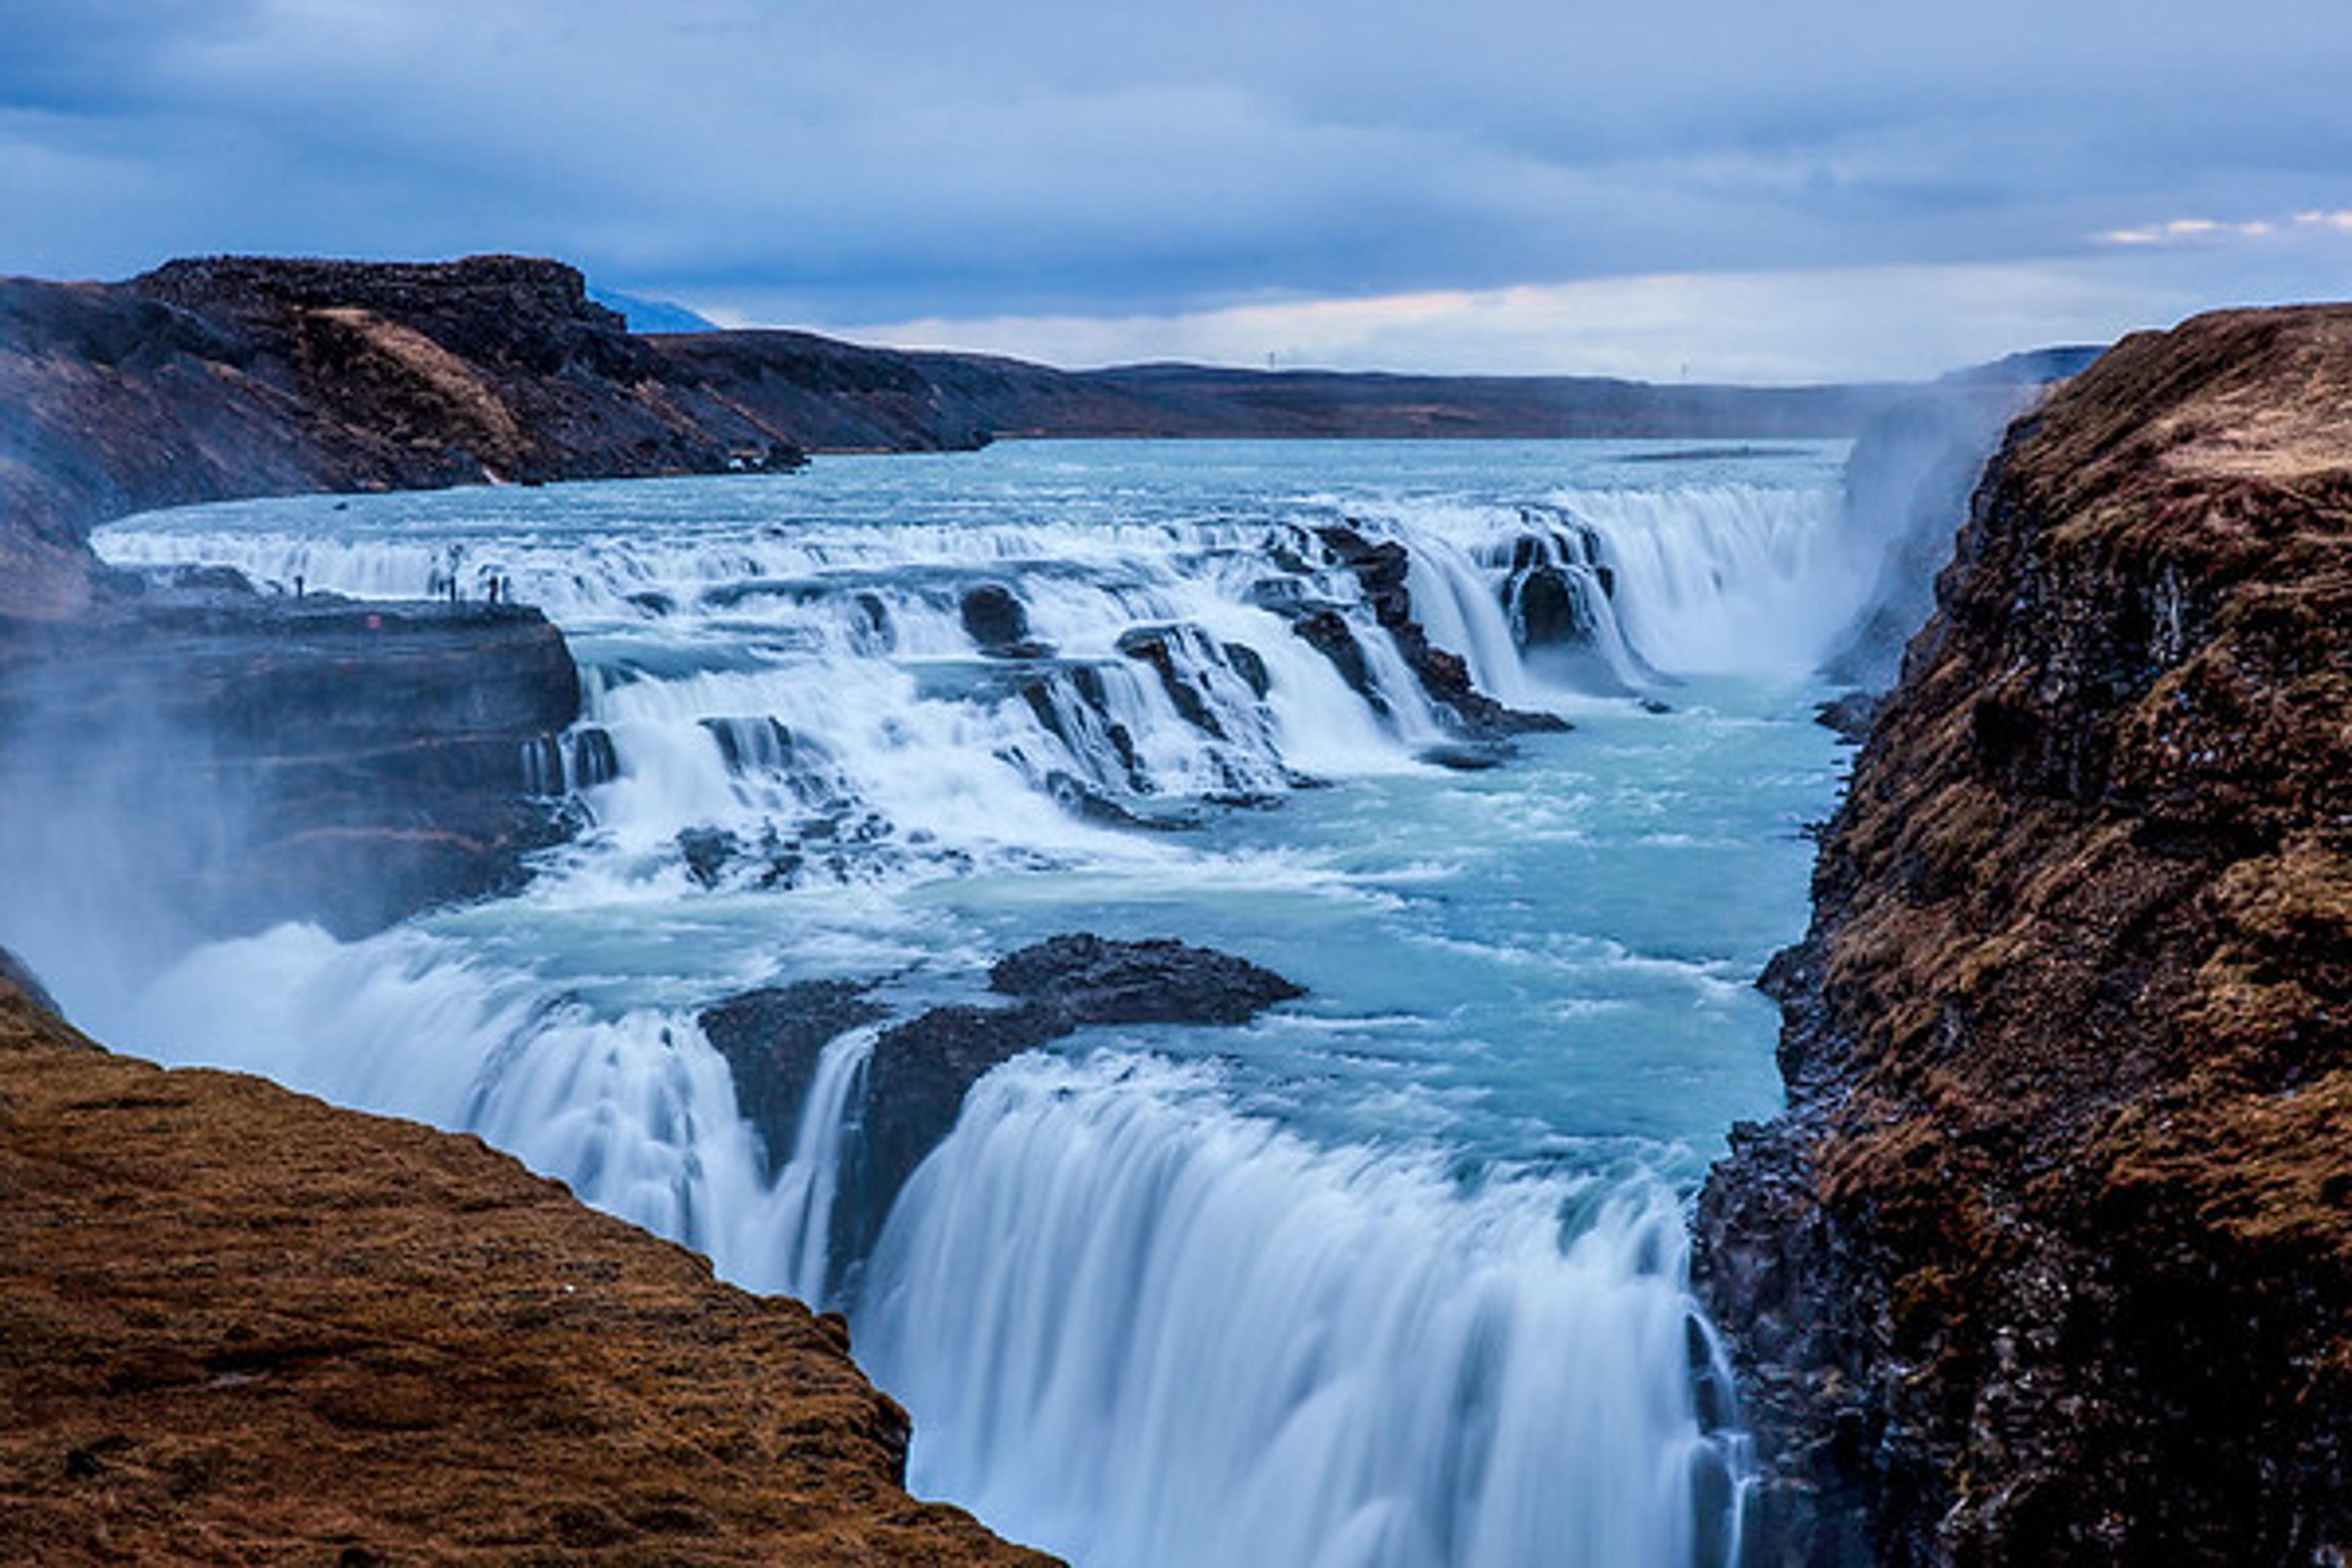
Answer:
[0,970,1054,1566]
[0,254,821,617]
[1697,306,2352,1562]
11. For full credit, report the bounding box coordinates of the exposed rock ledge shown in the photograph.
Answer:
[1696,307,2352,1563]
[701,935,1306,1284]
[0,583,580,948]
[0,972,1054,1566]
[0,255,756,938]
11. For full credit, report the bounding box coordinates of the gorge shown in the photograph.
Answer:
[1,256,2343,1567]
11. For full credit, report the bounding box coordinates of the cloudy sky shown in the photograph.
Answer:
[5,0,2349,379]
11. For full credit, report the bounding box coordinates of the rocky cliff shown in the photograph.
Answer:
[1696,307,2352,1563]
[701,934,1306,1290]
[0,968,1054,1566]
[0,254,824,616]
[0,257,744,940]
[0,582,580,956]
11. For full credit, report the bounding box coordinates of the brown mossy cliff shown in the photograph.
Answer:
[0,976,1055,1567]
[1697,306,2352,1564]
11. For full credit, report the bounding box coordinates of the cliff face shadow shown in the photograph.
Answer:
[0,579,581,1000]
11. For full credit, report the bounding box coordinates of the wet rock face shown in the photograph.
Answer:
[699,935,1304,1285]
[1309,524,1569,738]
[698,981,889,1176]
[987,932,1306,1025]
[0,584,580,944]
[1291,607,1385,712]
[847,937,1303,1267]
[1695,306,2352,1565]
[1496,521,1615,654]
[1507,564,1588,647]
[1115,624,1229,737]
[960,583,1048,657]
[0,989,1056,1567]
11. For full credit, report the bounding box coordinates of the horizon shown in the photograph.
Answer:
[7,247,2108,390]
[6,2,2348,382]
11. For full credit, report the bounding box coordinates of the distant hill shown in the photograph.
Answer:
[1939,344,2108,385]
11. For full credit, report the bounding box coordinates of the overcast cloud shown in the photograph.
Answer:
[4,0,2348,379]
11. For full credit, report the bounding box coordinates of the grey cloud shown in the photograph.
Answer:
[3,0,2349,331]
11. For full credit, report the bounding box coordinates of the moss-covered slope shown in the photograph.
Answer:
[1698,306,2352,1565]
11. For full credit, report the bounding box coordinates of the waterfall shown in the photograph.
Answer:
[861,1054,1743,1568]
[121,922,864,1307]
[78,448,1861,1568]
[758,1028,875,1303]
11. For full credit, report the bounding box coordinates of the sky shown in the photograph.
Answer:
[4,0,2350,381]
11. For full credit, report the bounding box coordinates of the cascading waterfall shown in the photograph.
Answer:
[85,442,1870,1568]
[861,1054,1743,1568]
[763,1028,876,1302]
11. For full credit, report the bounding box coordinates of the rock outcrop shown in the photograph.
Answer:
[0,256,750,940]
[1696,307,2352,1564]
[1259,523,1568,744]
[0,975,1054,1566]
[0,578,579,951]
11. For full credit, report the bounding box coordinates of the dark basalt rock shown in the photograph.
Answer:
[697,979,888,1177]
[1312,524,1569,738]
[1291,608,1384,713]
[0,257,829,611]
[988,932,1305,1026]
[0,586,580,945]
[1417,742,1514,772]
[1811,690,1882,744]
[826,935,1303,1277]
[960,583,1049,657]
[1115,624,1227,738]
[695,935,1306,1292]
[845,998,1071,1253]
[1507,564,1589,647]
[1498,518,1616,653]
[1018,668,1147,793]
[1222,640,1272,698]
[1041,771,1201,832]
[676,827,740,890]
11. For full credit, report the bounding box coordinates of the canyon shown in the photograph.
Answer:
[2,252,2342,1564]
